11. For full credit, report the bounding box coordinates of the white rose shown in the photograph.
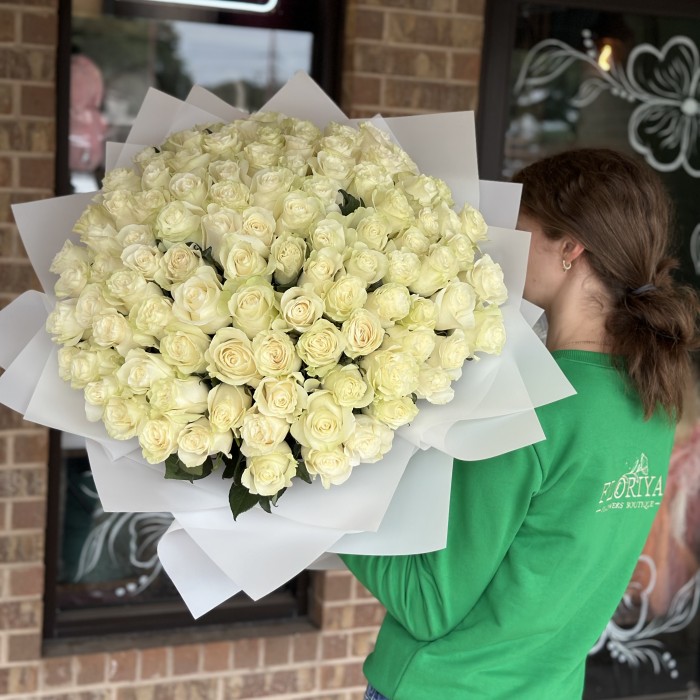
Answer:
[276,191,324,236]
[408,245,460,297]
[416,206,440,241]
[241,206,277,250]
[72,203,113,236]
[50,240,89,275]
[249,167,295,209]
[365,283,411,328]
[208,384,252,433]
[159,323,210,375]
[83,375,123,422]
[351,162,394,202]
[63,346,117,388]
[473,304,506,355]
[384,250,421,286]
[398,295,437,331]
[54,259,89,299]
[115,348,174,395]
[177,417,233,470]
[309,217,348,254]
[88,253,124,284]
[91,309,137,355]
[302,176,342,210]
[73,284,111,328]
[155,201,205,247]
[220,234,274,281]
[155,243,203,290]
[298,247,344,293]
[141,160,172,191]
[168,173,207,207]
[57,345,80,381]
[361,346,420,399]
[252,330,302,377]
[148,376,209,421]
[169,147,211,174]
[171,265,230,334]
[102,395,149,440]
[117,224,156,248]
[270,234,307,286]
[290,390,355,451]
[373,188,415,234]
[290,117,321,142]
[383,325,436,363]
[46,299,85,345]
[432,280,477,331]
[399,173,447,208]
[129,295,175,339]
[445,231,476,271]
[393,226,431,256]
[323,275,367,323]
[241,444,297,497]
[101,191,137,230]
[279,151,312,177]
[253,375,307,422]
[468,254,508,305]
[321,364,373,409]
[102,167,142,192]
[319,132,359,158]
[279,286,324,332]
[121,244,162,281]
[139,416,182,464]
[80,223,122,257]
[354,209,391,251]
[205,327,260,386]
[130,189,169,225]
[208,158,247,184]
[343,414,394,466]
[203,130,243,159]
[228,278,279,340]
[313,149,354,187]
[105,269,161,312]
[363,396,418,430]
[240,408,289,456]
[416,366,454,405]
[343,245,388,285]
[297,319,346,376]
[301,446,353,489]
[341,308,385,358]
[201,205,242,260]
[244,142,281,172]
[428,329,471,372]
[460,202,488,243]
[165,128,204,151]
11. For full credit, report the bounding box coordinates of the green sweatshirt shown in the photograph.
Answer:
[341,351,675,699]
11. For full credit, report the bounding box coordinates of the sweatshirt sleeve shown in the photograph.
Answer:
[339,446,543,641]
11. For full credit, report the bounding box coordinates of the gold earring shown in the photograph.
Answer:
[562,259,572,271]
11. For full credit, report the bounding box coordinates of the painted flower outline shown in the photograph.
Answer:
[627,36,700,176]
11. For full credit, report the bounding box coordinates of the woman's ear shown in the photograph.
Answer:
[562,238,585,264]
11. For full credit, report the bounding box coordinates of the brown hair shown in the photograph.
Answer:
[512,148,700,419]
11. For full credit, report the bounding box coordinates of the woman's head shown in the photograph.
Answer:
[513,148,699,419]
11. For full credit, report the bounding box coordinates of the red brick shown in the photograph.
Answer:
[11,499,46,529]
[342,74,381,107]
[107,649,138,682]
[457,0,486,15]
[7,631,41,661]
[320,661,366,689]
[117,679,218,700]
[75,653,107,685]
[0,532,44,563]
[0,82,12,114]
[200,640,231,672]
[0,119,55,152]
[0,665,39,694]
[140,647,168,680]
[353,8,384,41]
[14,430,49,463]
[171,644,200,675]
[318,571,353,601]
[352,630,378,657]
[384,78,477,112]
[19,155,54,189]
[9,564,44,596]
[352,44,448,79]
[0,48,55,81]
[352,578,376,600]
[232,637,261,669]
[21,83,54,117]
[354,601,385,627]
[321,632,349,659]
[322,604,354,630]
[263,635,290,666]
[291,632,319,662]
[42,656,73,688]
[452,51,481,82]
[0,500,7,531]
[0,11,15,42]
[0,467,47,497]
[362,0,452,9]
[0,154,11,186]
[21,11,57,45]
[386,13,483,49]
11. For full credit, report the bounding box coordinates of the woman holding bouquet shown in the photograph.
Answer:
[341,148,699,699]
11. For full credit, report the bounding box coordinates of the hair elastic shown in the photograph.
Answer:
[630,283,656,296]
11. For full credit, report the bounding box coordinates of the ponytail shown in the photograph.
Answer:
[513,149,700,419]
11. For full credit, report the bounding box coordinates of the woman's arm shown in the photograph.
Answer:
[340,446,543,641]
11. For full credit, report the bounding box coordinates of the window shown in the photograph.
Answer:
[45,0,343,643]
[477,2,700,697]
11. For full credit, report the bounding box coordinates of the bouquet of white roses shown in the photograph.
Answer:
[46,108,508,520]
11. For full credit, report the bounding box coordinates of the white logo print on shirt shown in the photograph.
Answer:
[596,453,664,513]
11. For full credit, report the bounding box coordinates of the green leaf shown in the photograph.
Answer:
[229,482,260,520]
[338,189,365,216]
[259,497,272,514]
[296,458,314,485]
[164,454,213,482]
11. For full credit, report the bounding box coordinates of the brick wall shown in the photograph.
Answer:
[0,0,486,697]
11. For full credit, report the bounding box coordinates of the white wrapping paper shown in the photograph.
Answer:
[0,72,574,617]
